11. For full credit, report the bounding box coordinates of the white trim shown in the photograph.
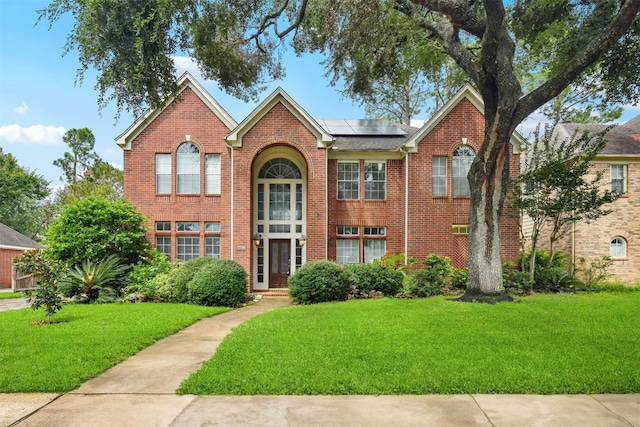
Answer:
[0,245,35,251]
[225,87,334,148]
[403,84,525,154]
[115,72,237,150]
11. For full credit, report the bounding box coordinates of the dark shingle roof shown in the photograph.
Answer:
[323,120,421,151]
[556,115,640,155]
[0,222,39,249]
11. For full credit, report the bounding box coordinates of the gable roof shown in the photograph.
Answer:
[0,222,40,250]
[554,114,640,156]
[115,72,237,150]
[403,84,525,154]
[225,87,335,148]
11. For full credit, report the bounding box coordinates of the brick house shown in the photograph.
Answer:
[536,116,640,282]
[116,73,522,292]
[0,222,40,289]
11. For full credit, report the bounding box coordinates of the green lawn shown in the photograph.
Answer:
[0,303,228,392]
[179,293,640,395]
[0,292,24,300]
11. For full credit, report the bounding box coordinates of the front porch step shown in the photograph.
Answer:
[256,289,289,297]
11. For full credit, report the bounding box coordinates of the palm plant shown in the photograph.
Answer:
[60,255,129,302]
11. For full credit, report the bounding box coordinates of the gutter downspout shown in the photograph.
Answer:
[405,150,409,266]
[229,145,234,260]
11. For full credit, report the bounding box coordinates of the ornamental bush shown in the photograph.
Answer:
[187,259,248,307]
[403,254,452,297]
[288,260,353,304]
[344,262,404,297]
[171,257,219,303]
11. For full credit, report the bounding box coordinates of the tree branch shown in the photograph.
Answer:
[514,0,640,125]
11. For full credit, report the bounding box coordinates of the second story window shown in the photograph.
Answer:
[432,156,447,197]
[337,161,359,200]
[453,146,475,197]
[364,161,386,200]
[177,142,200,194]
[156,154,171,194]
[611,164,627,194]
[205,154,221,194]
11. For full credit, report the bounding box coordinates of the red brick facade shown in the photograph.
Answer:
[118,74,521,291]
[0,249,22,287]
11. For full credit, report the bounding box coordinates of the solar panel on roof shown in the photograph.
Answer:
[317,118,407,136]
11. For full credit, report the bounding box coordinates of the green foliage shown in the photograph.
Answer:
[125,249,172,301]
[53,128,100,184]
[12,248,64,323]
[187,259,248,307]
[44,196,149,267]
[576,256,613,289]
[171,257,219,303]
[59,255,129,303]
[288,261,354,304]
[516,249,585,292]
[0,148,50,239]
[403,254,452,298]
[343,262,404,297]
[450,267,468,289]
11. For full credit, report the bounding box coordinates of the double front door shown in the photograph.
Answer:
[269,239,290,288]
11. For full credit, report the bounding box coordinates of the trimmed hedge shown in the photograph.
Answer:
[187,259,248,308]
[344,262,404,296]
[288,260,353,304]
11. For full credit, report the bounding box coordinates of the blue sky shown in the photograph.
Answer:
[1,1,638,191]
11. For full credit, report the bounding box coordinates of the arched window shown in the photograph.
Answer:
[453,145,475,197]
[177,142,200,194]
[258,158,302,179]
[610,237,627,258]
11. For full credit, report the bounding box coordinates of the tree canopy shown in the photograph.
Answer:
[53,128,100,184]
[0,148,50,239]
[39,0,640,297]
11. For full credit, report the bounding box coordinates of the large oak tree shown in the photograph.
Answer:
[39,0,640,297]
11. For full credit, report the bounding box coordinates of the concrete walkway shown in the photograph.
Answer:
[1,297,639,426]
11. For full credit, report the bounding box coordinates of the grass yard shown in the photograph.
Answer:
[0,303,228,392]
[179,293,640,395]
[0,292,24,300]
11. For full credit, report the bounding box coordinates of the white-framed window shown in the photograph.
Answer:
[611,165,627,194]
[155,236,171,260]
[155,221,171,232]
[337,239,360,264]
[177,142,200,194]
[177,236,200,261]
[337,161,359,200]
[453,146,475,197]
[337,226,359,236]
[364,161,386,200]
[156,154,171,194]
[205,237,220,258]
[432,156,447,197]
[205,154,221,194]
[363,226,386,236]
[364,239,386,263]
[177,221,200,232]
[610,237,627,258]
[205,222,220,232]
[452,224,470,235]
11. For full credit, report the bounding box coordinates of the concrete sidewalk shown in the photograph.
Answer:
[2,297,639,426]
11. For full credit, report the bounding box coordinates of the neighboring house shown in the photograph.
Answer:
[537,116,640,282]
[0,222,40,288]
[116,73,523,292]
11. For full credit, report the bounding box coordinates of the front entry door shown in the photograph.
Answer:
[269,239,290,288]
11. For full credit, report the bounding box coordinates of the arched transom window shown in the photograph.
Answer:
[453,145,475,197]
[177,142,200,194]
[259,158,302,179]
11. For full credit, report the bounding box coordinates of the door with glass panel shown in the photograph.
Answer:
[269,239,290,287]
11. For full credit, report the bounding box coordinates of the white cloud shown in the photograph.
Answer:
[0,124,65,145]
[172,56,203,79]
[14,102,28,114]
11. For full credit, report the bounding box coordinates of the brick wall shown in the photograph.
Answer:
[0,248,23,288]
[123,86,233,261]
[543,161,640,282]
[405,98,520,267]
